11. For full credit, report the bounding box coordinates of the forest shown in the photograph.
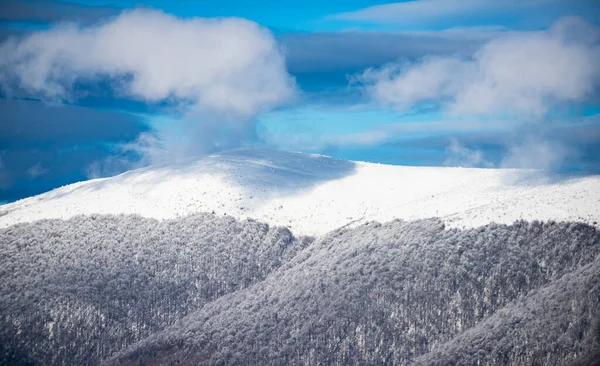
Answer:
[1,214,599,365]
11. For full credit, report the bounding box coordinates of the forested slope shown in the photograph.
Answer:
[414,257,600,365]
[108,219,600,365]
[1,214,599,365]
[0,214,311,365]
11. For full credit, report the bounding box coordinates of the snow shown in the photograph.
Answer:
[1,147,599,236]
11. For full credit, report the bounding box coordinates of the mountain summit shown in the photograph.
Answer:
[1,148,599,235]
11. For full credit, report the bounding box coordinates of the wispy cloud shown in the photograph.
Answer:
[26,163,49,179]
[84,133,161,179]
[279,29,496,74]
[261,112,519,153]
[444,138,494,168]
[500,137,577,170]
[331,0,597,29]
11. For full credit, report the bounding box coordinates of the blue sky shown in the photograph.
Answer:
[0,0,599,202]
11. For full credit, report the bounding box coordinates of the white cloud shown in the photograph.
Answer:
[0,9,296,174]
[358,17,600,119]
[358,57,474,111]
[0,9,295,116]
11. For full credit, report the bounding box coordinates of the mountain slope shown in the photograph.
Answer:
[107,219,600,366]
[1,148,599,236]
[0,214,311,366]
[414,256,600,366]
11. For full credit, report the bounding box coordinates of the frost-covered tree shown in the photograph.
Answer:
[0,213,311,365]
[2,215,599,365]
[109,219,600,366]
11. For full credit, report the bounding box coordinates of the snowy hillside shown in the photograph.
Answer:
[1,148,598,236]
[3,215,600,366]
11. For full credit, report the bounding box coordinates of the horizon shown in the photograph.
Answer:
[1,0,600,202]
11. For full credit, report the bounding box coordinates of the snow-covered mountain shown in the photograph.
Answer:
[1,147,599,236]
[2,148,600,365]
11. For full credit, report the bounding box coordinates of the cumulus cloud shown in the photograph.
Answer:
[0,9,295,117]
[355,17,600,171]
[359,17,600,119]
[0,9,296,175]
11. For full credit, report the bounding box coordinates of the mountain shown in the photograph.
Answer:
[1,148,599,365]
[1,148,599,236]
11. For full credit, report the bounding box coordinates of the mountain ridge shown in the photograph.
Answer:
[1,147,599,236]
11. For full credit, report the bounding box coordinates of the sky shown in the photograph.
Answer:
[0,0,599,202]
